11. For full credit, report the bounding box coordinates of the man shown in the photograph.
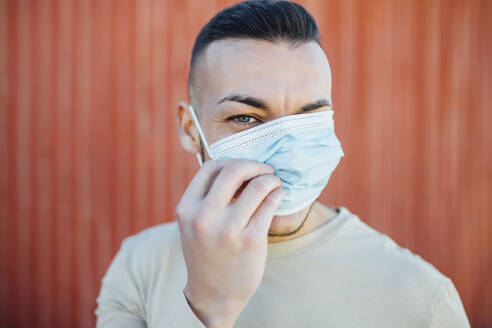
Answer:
[95,1,470,327]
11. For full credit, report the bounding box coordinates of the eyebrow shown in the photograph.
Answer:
[301,99,332,112]
[217,93,332,112]
[217,94,269,110]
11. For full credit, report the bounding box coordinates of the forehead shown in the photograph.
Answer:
[192,39,332,108]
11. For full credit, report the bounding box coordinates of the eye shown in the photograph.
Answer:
[228,114,260,125]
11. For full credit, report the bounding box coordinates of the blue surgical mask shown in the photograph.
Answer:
[189,105,344,216]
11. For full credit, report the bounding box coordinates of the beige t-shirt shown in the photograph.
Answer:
[95,206,470,327]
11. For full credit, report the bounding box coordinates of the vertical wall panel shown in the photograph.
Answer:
[32,0,53,326]
[73,1,93,327]
[5,0,18,325]
[15,1,32,327]
[0,0,491,327]
[113,0,133,254]
[0,0,9,325]
[55,0,74,326]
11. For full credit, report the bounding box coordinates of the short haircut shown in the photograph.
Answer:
[188,0,321,99]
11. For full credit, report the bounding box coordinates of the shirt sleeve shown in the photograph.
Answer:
[95,235,206,328]
[159,290,207,328]
[430,279,470,328]
[95,237,147,328]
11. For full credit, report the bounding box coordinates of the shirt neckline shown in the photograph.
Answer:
[266,206,355,259]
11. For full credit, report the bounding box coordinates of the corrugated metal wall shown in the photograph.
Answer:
[1,0,491,327]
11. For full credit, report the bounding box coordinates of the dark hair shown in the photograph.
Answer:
[188,0,321,94]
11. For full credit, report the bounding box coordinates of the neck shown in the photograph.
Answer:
[267,202,337,243]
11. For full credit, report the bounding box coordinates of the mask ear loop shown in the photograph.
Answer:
[188,105,214,166]
[196,153,204,166]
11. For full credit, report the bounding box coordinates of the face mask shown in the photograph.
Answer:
[188,105,344,216]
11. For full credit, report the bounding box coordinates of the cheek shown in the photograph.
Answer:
[201,120,235,145]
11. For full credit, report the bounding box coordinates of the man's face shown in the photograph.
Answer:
[181,38,333,157]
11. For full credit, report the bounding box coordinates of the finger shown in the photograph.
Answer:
[203,160,274,208]
[229,174,282,228]
[180,160,221,203]
[245,187,284,236]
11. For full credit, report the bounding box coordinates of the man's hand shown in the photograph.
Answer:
[175,159,284,328]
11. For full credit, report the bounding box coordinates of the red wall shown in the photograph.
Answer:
[1,0,491,327]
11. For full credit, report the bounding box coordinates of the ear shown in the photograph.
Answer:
[177,101,201,154]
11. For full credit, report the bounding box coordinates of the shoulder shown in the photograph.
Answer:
[118,220,182,264]
[100,221,183,299]
[334,208,469,323]
[339,207,449,286]
[336,208,455,309]
[96,221,183,321]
